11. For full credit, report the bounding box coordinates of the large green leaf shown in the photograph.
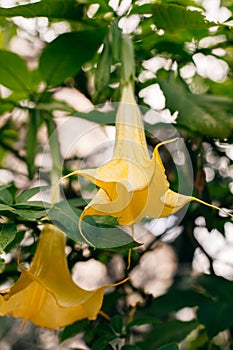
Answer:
[14,207,48,221]
[126,317,161,330]
[192,275,233,338]
[198,301,233,338]
[134,3,214,62]
[0,184,14,205]
[152,4,212,42]
[0,223,17,253]
[39,30,105,87]
[60,319,89,343]
[0,50,30,92]
[16,186,49,203]
[0,0,85,21]
[0,203,16,214]
[134,3,210,44]
[138,320,198,348]
[196,274,233,302]
[94,36,112,102]
[4,230,26,254]
[141,289,208,318]
[154,72,233,138]
[74,109,116,125]
[92,333,117,350]
[48,201,139,250]
[152,4,207,30]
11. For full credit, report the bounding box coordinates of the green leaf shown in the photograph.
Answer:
[25,108,40,179]
[74,109,157,135]
[155,71,233,138]
[0,50,30,92]
[0,184,14,205]
[196,274,233,302]
[94,36,112,101]
[0,98,15,114]
[126,317,161,331]
[74,110,116,125]
[39,30,106,87]
[111,315,123,334]
[13,200,49,221]
[48,201,139,250]
[0,203,16,214]
[14,201,50,209]
[0,0,85,21]
[28,68,43,91]
[156,344,179,350]
[138,320,198,348]
[132,0,202,14]
[16,186,49,203]
[121,346,142,350]
[38,100,75,114]
[0,223,17,253]
[92,333,116,350]
[121,34,135,84]
[208,78,233,100]
[60,319,89,343]
[152,4,211,34]
[141,289,208,318]
[15,208,47,221]
[4,230,25,253]
[111,20,121,62]
[135,4,210,52]
[184,327,208,349]
[197,301,233,338]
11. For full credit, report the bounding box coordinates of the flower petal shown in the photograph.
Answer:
[114,83,150,164]
[160,189,192,217]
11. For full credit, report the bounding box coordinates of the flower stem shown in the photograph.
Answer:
[44,112,62,204]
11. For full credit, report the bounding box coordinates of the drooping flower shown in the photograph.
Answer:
[60,83,232,244]
[0,224,127,330]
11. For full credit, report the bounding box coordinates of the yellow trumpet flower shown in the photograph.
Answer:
[59,83,232,245]
[0,224,127,330]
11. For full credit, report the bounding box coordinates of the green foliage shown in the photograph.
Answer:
[196,275,233,338]
[0,0,85,20]
[39,30,106,87]
[25,108,41,179]
[138,3,211,38]
[60,319,89,343]
[138,320,198,348]
[139,289,209,318]
[16,186,49,203]
[74,109,116,125]
[154,71,233,138]
[49,201,139,250]
[0,184,15,205]
[0,223,17,253]
[0,50,30,92]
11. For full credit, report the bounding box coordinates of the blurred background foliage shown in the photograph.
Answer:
[0,0,233,349]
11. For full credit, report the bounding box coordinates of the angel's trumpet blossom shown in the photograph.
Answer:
[59,83,232,245]
[0,224,127,330]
